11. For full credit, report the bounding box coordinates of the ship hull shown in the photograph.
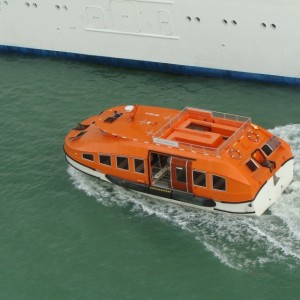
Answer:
[1,1,300,84]
[65,154,246,214]
[66,154,294,216]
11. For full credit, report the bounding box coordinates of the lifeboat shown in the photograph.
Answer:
[64,105,294,216]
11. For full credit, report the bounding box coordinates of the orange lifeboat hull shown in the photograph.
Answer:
[64,105,294,216]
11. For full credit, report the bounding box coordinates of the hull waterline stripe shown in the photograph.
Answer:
[214,208,255,215]
[1,45,300,85]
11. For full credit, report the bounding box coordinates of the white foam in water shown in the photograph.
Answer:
[67,124,300,270]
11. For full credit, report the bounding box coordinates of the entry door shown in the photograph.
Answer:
[171,157,192,192]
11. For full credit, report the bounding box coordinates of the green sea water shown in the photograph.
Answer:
[1,53,300,300]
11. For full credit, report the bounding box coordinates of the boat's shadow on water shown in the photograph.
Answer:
[67,124,300,270]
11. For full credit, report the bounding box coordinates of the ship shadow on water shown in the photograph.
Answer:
[67,124,300,270]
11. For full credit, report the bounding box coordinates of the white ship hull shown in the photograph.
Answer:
[1,0,300,83]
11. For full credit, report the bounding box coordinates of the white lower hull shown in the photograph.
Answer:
[66,154,109,182]
[66,155,294,216]
[1,0,300,83]
[252,159,294,216]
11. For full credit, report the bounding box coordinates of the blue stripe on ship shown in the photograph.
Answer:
[1,45,299,85]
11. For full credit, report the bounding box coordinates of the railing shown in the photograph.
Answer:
[152,107,251,157]
[153,108,188,140]
[211,111,250,123]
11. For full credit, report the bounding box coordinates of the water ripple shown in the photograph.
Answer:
[68,123,300,270]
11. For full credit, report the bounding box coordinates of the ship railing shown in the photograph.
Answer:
[153,108,187,139]
[211,111,250,123]
[152,107,251,157]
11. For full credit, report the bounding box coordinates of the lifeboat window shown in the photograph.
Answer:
[246,159,258,172]
[262,144,273,156]
[134,159,145,174]
[117,156,129,170]
[212,175,226,191]
[176,167,187,183]
[262,136,281,156]
[99,154,111,166]
[82,153,94,161]
[193,170,206,187]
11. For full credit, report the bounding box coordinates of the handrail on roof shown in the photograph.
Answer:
[152,107,251,157]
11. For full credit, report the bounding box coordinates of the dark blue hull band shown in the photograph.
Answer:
[1,45,299,85]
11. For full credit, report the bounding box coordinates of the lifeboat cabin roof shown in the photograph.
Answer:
[94,105,251,157]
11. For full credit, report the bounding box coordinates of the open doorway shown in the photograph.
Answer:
[150,152,171,188]
[150,152,192,193]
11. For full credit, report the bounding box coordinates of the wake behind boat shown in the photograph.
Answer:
[64,105,294,216]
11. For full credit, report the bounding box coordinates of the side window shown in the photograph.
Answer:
[134,158,145,174]
[262,144,273,156]
[262,136,281,156]
[117,156,129,170]
[82,153,94,161]
[176,167,186,183]
[246,159,258,172]
[99,154,111,166]
[193,170,206,187]
[212,175,226,191]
